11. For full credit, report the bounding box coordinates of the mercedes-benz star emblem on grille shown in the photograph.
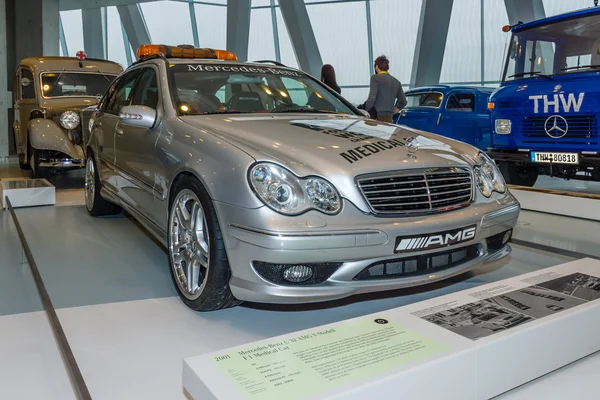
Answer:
[544,115,569,139]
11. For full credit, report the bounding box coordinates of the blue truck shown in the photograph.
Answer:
[487,5,600,186]
[393,85,494,150]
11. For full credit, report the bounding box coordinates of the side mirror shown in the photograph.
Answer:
[119,105,156,128]
[359,109,371,118]
[21,77,31,87]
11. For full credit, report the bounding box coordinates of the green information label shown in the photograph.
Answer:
[212,317,450,400]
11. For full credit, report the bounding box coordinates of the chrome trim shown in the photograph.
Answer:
[229,223,381,237]
[39,159,84,168]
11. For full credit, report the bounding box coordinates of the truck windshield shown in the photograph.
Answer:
[503,13,600,82]
[169,63,356,115]
[41,72,116,98]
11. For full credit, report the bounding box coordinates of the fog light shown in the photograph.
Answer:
[502,229,512,244]
[283,265,313,283]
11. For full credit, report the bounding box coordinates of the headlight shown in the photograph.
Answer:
[475,152,506,197]
[60,111,80,130]
[495,119,511,134]
[249,163,341,215]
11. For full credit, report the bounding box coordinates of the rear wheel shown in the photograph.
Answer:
[18,157,30,170]
[168,175,241,311]
[85,152,121,216]
[498,162,538,187]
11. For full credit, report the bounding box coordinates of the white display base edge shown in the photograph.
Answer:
[183,258,600,400]
[0,179,55,209]
[510,188,600,221]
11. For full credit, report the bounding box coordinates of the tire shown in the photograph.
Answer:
[85,152,122,216]
[498,162,539,187]
[18,157,30,170]
[30,148,48,179]
[168,175,241,311]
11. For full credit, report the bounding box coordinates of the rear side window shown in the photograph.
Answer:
[21,69,35,99]
[106,70,139,114]
[131,68,159,109]
[446,93,475,112]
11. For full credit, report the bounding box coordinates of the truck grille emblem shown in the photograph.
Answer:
[544,115,568,139]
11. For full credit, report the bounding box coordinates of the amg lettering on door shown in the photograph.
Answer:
[528,93,584,114]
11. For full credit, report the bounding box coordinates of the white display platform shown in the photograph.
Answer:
[184,258,600,400]
[510,186,600,221]
[0,179,55,209]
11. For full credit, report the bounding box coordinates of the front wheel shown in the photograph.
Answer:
[30,148,48,179]
[498,162,538,187]
[85,153,122,216]
[168,176,241,311]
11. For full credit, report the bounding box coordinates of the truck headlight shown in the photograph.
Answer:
[495,119,511,134]
[474,152,506,197]
[60,111,80,130]
[249,163,341,215]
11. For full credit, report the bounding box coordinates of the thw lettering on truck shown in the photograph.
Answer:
[529,93,585,114]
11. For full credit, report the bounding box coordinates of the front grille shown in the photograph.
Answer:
[353,244,481,281]
[522,115,597,145]
[357,167,473,215]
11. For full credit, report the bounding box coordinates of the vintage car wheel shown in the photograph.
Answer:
[498,162,538,187]
[85,153,122,216]
[30,148,48,179]
[168,176,241,311]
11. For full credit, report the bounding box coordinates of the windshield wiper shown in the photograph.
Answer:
[508,71,552,79]
[97,69,114,84]
[271,106,344,114]
[561,64,600,72]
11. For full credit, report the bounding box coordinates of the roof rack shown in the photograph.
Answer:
[253,60,288,67]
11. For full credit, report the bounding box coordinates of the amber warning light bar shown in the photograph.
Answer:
[136,44,238,61]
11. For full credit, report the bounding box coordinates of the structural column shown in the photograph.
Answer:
[278,0,323,77]
[0,0,8,157]
[409,0,454,88]
[117,4,151,56]
[504,0,546,25]
[83,8,105,59]
[226,0,251,62]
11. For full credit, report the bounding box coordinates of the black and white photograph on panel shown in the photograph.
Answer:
[421,301,534,341]
[537,272,600,301]
[482,285,588,319]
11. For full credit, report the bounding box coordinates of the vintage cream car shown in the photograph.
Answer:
[13,53,122,178]
[85,45,520,311]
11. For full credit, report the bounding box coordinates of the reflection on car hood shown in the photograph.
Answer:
[181,114,479,178]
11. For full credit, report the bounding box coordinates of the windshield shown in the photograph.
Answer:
[405,92,443,108]
[503,13,600,81]
[169,63,356,115]
[41,72,116,98]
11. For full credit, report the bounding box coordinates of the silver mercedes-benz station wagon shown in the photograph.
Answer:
[85,45,520,311]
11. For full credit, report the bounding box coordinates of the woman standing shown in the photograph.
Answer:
[321,64,341,94]
[363,55,407,122]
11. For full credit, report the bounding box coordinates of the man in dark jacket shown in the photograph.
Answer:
[363,55,407,123]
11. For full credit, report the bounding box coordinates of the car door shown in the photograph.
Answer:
[394,91,443,132]
[93,70,139,193]
[14,68,37,159]
[438,91,482,147]
[114,66,163,222]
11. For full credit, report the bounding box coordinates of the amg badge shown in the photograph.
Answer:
[394,225,477,253]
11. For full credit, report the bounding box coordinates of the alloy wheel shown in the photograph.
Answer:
[169,189,210,300]
[84,158,95,211]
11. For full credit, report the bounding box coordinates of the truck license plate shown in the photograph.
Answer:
[530,152,579,165]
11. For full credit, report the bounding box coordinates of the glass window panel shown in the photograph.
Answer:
[483,0,510,82]
[339,87,370,106]
[543,0,591,17]
[252,0,271,6]
[370,0,422,85]
[195,4,227,49]
[106,7,128,68]
[248,8,276,61]
[60,10,84,56]
[307,2,369,85]
[140,1,194,46]
[440,0,481,83]
[276,9,299,69]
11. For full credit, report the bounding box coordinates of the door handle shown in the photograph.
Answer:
[436,114,442,125]
[115,126,124,135]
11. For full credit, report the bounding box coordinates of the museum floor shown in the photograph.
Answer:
[1,164,600,399]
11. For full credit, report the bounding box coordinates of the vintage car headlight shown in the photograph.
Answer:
[249,163,341,215]
[474,152,506,197]
[60,111,80,130]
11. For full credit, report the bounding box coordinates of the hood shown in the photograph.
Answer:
[492,74,599,115]
[40,97,99,114]
[180,114,480,179]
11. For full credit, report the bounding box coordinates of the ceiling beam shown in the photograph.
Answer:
[60,0,159,11]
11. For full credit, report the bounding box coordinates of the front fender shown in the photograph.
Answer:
[29,119,84,160]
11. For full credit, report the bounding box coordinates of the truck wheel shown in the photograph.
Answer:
[498,162,538,187]
[30,148,49,179]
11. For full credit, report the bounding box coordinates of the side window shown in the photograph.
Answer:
[281,77,309,106]
[99,78,120,111]
[446,93,475,112]
[131,68,159,109]
[20,69,35,99]
[107,70,139,114]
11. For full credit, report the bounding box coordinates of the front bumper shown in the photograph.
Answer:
[215,193,520,304]
[39,157,84,169]
[488,149,600,167]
